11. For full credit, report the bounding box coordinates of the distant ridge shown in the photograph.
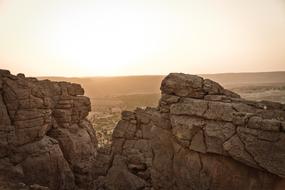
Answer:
[38,71,285,98]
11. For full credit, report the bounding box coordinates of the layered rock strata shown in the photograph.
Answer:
[2,70,285,190]
[0,69,97,190]
[95,73,285,190]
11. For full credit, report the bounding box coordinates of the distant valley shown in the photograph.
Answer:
[39,71,285,103]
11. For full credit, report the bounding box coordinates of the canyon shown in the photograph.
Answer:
[1,70,285,190]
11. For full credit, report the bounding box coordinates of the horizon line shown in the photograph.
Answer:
[35,70,285,78]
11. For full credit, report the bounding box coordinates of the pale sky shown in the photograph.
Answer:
[0,0,285,76]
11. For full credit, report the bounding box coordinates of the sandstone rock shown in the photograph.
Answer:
[2,70,285,190]
[0,70,97,190]
[204,121,235,154]
[170,98,208,117]
[9,136,75,190]
[161,73,205,98]
[101,155,147,190]
[97,73,285,190]
[47,124,97,188]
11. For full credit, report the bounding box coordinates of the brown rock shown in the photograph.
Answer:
[0,70,97,190]
[98,73,285,190]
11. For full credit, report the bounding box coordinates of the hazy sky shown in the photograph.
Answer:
[0,0,285,76]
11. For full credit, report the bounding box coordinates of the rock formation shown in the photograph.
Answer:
[0,69,97,190]
[95,73,285,190]
[1,70,285,190]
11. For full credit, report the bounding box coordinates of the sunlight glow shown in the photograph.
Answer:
[46,1,176,75]
[0,0,285,76]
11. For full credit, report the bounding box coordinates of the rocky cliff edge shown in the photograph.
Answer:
[95,73,285,190]
[1,70,285,190]
[0,69,97,190]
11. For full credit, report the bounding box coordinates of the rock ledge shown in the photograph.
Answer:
[96,73,285,190]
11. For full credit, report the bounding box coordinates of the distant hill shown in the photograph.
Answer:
[38,71,285,98]
[38,76,164,98]
[200,71,285,87]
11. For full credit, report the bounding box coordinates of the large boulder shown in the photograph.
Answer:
[96,73,285,190]
[0,70,97,190]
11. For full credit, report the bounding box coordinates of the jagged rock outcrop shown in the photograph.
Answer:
[2,70,285,190]
[0,69,97,190]
[95,73,285,190]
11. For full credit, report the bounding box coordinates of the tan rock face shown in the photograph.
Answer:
[0,69,97,190]
[2,70,285,190]
[96,73,285,190]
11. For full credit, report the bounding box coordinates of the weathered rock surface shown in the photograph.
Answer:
[95,73,285,190]
[0,70,97,190]
[2,70,285,190]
